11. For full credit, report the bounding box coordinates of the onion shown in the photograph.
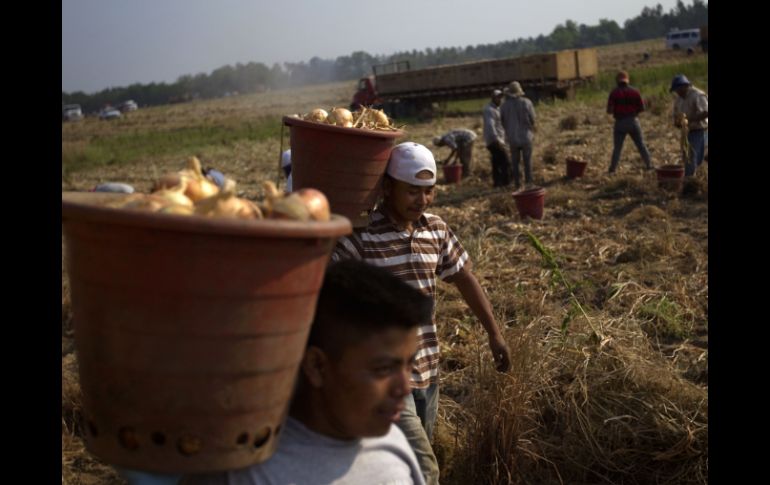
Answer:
[295,188,331,221]
[373,109,390,126]
[152,179,194,208]
[305,108,328,123]
[183,156,220,201]
[270,193,311,221]
[194,181,262,219]
[153,157,220,202]
[158,204,195,216]
[260,181,328,221]
[184,175,220,201]
[328,107,353,127]
[119,194,174,212]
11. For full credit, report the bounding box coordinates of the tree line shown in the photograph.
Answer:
[62,0,707,114]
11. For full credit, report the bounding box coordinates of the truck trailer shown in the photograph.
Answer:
[351,47,598,117]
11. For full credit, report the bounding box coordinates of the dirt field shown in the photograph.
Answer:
[62,39,707,484]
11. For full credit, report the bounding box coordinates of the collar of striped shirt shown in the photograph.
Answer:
[371,205,431,233]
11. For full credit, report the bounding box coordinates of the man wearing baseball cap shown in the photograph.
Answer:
[332,142,512,485]
[606,71,654,173]
[670,74,708,176]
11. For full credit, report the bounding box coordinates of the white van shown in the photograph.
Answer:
[62,104,83,122]
[666,29,701,50]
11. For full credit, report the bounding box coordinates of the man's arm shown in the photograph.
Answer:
[691,94,709,122]
[447,267,511,372]
[444,148,458,165]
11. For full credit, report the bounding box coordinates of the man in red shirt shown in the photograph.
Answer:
[607,71,653,173]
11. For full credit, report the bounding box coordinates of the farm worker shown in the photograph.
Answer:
[332,142,512,485]
[432,128,477,177]
[500,81,537,190]
[606,71,654,174]
[281,149,293,192]
[670,74,708,177]
[483,89,512,187]
[118,259,431,485]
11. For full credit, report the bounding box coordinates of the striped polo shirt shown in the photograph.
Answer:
[607,85,645,120]
[331,207,470,388]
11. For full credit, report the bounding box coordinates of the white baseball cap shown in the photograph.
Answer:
[387,142,437,186]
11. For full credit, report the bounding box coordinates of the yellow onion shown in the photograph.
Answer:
[295,188,331,221]
[328,107,353,127]
[118,194,174,212]
[152,178,194,208]
[194,181,262,219]
[270,193,311,221]
[182,156,220,201]
[153,156,220,202]
[305,108,328,123]
[158,204,195,216]
[373,109,390,126]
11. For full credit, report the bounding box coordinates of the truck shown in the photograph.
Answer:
[351,47,598,117]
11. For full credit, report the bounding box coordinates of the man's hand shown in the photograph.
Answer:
[489,334,511,372]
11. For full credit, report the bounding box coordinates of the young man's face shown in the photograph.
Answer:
[319,326,418,439]
[384,178,435,225]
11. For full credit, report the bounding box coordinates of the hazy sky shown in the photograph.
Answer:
[62,0,686,94]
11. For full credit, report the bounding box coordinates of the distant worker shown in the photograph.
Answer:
[432,128,477,177]
[483,89,511,187]
[500,81,536,190]
[606,71,653,174]
[281,149,293,192]
[670,74,708,177]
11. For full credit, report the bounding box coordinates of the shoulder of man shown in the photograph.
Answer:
[421,211,447,227]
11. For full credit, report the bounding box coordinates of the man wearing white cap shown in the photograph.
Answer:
[483,89,511,187]
[333,142,512,485]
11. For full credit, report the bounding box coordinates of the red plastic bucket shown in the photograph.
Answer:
[656,164,685,192]
[512,187,546,220]
[283,116,403,227]
[444,164,462,184]
[566,158,588,178]
[62,192,351,473]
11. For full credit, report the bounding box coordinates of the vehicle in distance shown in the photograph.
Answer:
[120,100,138,112]
[62,104,83,122]
[99,107,122,120]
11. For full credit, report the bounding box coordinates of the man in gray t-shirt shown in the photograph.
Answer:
[119,261,432,485]
[500,81,537,189]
